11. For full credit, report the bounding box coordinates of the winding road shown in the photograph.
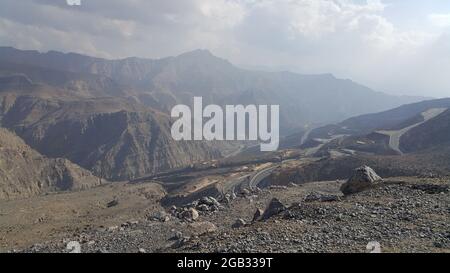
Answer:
[220,165,280,196]
[377,108,447,155]
[248,165,279,189]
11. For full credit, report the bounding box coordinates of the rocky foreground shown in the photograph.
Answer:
[13,167,449,253]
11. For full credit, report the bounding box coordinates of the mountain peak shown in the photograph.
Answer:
[174,49,233,68]
[179,49,214,57]
[176,49,227,61]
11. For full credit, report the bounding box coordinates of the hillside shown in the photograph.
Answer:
[289,98,450,157]
[0,128,101,200]
[0,87,220,181]
[400,109,450,153]
[306,98,450,140]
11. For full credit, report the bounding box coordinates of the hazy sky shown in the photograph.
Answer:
[0,0,449,97]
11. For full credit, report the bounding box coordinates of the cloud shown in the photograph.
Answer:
[429,13,450,28]
[0,0,448,97]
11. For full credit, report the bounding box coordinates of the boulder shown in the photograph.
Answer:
[199,196,221,207]
[180,208,199,221]
[340,166,383,195]
[149,211,170,222]
[252,208,264,222]
[261,198,286,221]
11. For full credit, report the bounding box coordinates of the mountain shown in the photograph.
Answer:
[307,98,450,139]
[400,108,450,153]
[0,47,426,134]
[0,47,431,182]
[0,127,101,200]
[301,98,450,156]
[0,82,220,181]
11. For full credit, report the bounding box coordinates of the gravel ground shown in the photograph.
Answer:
[13,177,450,253]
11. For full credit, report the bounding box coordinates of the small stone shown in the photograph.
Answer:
[252,208,265,222]
[138,248,146,253]
[106,200,119,208]
[232,219,246,229]
[196,204,210,212]
[149,211,170,222]
[107,226,119,232]
[172,231,183,240]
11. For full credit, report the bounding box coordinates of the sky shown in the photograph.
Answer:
[0,0,449,98]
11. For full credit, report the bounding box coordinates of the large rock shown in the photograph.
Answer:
[180,208,199,222]
[252,208,265,222]
[340,166,383,195]
[199,196,221,207]
[149,210,170,222]
[261,198,287,221]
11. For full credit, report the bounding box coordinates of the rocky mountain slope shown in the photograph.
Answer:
[0,128,100,200]
[296,98,450,156]
[0,84,220,181]
[400,109,450,153]
[306,98,450,139]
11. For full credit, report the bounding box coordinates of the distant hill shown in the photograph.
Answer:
[307,98,450,139]
[299,98,450,156]
[400,109,450,153]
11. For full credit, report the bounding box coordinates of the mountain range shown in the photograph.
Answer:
[0,46,434,199]
[0,47,425,132]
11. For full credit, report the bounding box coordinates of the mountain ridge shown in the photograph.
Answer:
[0,46,427,133]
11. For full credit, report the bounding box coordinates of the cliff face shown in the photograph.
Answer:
[0,89,220,181]
[0,128,101,201]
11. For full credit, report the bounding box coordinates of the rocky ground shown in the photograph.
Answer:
[4,173,448,253]
[176,180,449,253]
